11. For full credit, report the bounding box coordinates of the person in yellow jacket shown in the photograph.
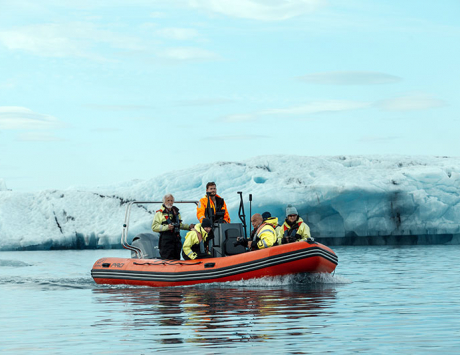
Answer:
[152,194,195,260]
[182,218,213,260]
[278,205,314,245]
[262,211,282,241]
[248,213,277,250]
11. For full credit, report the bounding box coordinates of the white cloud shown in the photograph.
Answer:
[158,46,220,60]
[16,132,65,141]
[222,100,371,122]
[156,27,200,40]
[298,71,403,85]
[220,94,447,124]
[222,113,257,122]
[260,100,371,115]
[91,128,121,132]
[0,106,64,130]
[377,93,447,111]
[83,104,152,111]
[0,10,216,62]
[150,11,166,18]
[175,97,234,106]
[0,79,18,89]
[187,0,325,21]
[0,23,144,59]
[203,134,269,141]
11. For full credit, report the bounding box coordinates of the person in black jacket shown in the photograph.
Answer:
[152,194,194,260]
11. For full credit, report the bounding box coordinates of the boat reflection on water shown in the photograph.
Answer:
[92,275,339,347]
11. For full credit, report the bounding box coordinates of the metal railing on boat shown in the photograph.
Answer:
[121,200,198,259]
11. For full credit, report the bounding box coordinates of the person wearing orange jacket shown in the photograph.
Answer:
[196,182,231,224]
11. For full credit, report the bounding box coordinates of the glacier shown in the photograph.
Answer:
[1,155,460,250]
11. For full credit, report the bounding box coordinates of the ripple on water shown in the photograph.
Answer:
[198,272,352,288]
[0,259,32,267]
[2,247,460,354]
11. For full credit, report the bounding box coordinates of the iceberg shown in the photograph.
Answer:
[1,155,459,250]
[0,179,7,192]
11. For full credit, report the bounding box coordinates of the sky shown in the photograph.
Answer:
[1,0,459,192]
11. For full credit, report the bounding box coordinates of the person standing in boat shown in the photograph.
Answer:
[152,194,195,260]
[182,218,213,260]
[278,205,314,244]
[247,213,277,250]
[196,182,231,224]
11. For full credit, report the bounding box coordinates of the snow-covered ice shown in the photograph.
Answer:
[0,179,7,192]
[1,155,459,250]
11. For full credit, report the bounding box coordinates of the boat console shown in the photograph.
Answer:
[208,223,246,258]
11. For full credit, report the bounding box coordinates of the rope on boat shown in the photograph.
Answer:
[133,260,203,266]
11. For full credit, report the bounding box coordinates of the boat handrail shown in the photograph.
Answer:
[121,200,199,259]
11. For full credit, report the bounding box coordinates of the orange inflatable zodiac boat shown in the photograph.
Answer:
[91,200,338,287]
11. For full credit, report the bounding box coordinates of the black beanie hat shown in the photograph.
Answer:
[262,211,271,220]
[201,218,212,228]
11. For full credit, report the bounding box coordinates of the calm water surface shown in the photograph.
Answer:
[1,245,460,354]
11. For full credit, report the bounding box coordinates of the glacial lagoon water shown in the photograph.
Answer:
[1,245,460,354]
